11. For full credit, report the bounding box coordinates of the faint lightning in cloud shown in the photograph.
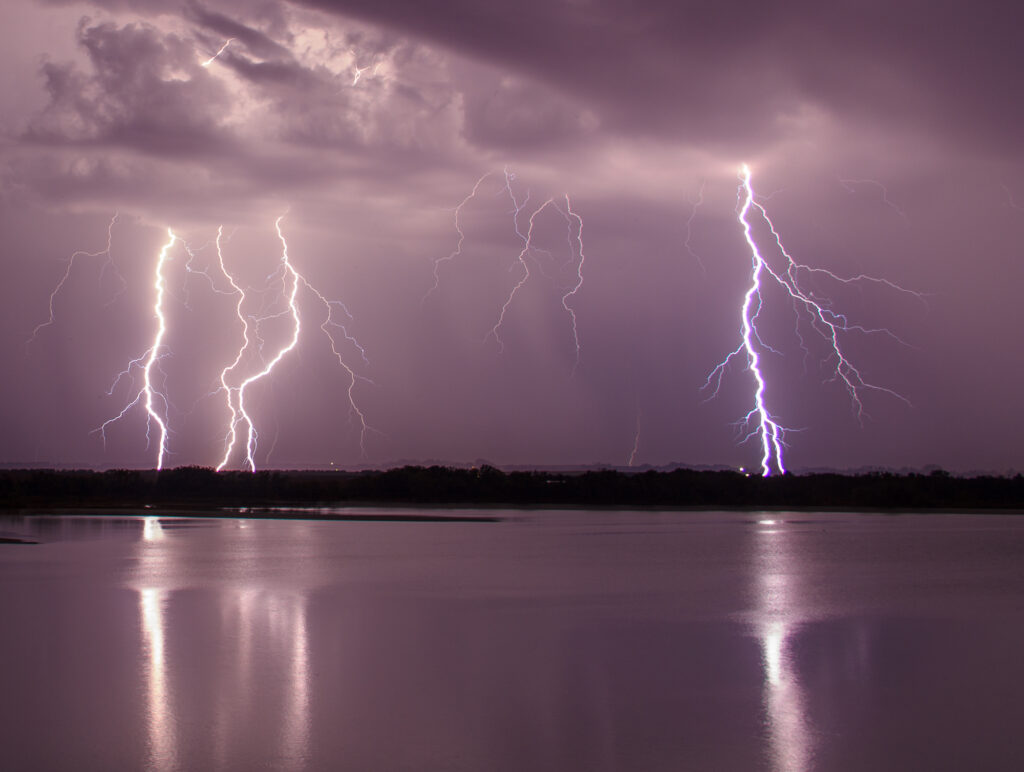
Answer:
[704,165,916,476]
[839,177,909,222]
[352,64,370,85]
[428,170,588,363]
[486,197,552,351]
[1002,184,1024,213]
[423,171,495,304]
[683,179,706,273]
[201,38,234,68]
[95,229,178,470]
[28,213,123,345]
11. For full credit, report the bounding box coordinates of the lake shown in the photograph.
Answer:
[2,509,1023,771]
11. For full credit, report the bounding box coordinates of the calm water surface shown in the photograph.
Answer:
[2,510,1024,771]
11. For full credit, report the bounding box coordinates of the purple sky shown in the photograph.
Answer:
[1,0,1022,472]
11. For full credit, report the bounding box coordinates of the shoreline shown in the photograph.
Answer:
[2,466,1023,513]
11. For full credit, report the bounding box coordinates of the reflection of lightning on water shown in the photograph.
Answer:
[430,170,587,365]
[704,165,917,476]
[138,517,175,770]
[95,230,179,470]
[755,519,812,772]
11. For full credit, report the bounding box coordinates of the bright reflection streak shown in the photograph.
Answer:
[213,587,259,769]
[755,520,812,771]
[282,594,311,764]
[133,519,314,766]
[143,517,165,541]
[138,518,175,770]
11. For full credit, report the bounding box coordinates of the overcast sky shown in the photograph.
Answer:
[2,0,1022,472]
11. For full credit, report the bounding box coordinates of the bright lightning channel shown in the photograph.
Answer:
[218,216,373,471]
[232,216,302,471]
[95,229,178,470]
[201,38,234,68]
[704,164,917,476]
[214,226,252,471]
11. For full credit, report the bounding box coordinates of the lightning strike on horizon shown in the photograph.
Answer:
[201,38,234,68]
[297,275,374,456]
[95,229,178,470]
[28,213,123,345]
[213,226,252,472]
[704,165,916,476]
[233,215,302,471]
[218,216,374,471]
[627,408,642,467]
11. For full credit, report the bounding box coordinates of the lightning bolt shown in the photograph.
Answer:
[487,171,587,360]
[627,407,642,467]
[560,195,586,372]
[231,216,302,471]
[704,164,916,476]
[201,38,234,68]
[429,169,587,363]
[94,229,178,470]
[297,272,373,457]
[27,213,124,345]
[214,226,252,472]
[423,171,495,304]
[486,197,551,351]
[218,216,373,471]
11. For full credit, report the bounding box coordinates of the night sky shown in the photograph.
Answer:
[1,0,1021,473]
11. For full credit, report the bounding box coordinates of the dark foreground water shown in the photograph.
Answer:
[2,510,1024,771]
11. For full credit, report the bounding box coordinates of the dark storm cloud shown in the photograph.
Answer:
[10,10,474,218]
[5,0,1024,474]
[26,20,231,156]
[291,0,1024,151]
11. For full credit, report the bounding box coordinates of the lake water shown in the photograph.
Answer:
[2,509,1024,771]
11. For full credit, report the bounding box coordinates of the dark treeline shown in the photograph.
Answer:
[1,466,1024,511]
